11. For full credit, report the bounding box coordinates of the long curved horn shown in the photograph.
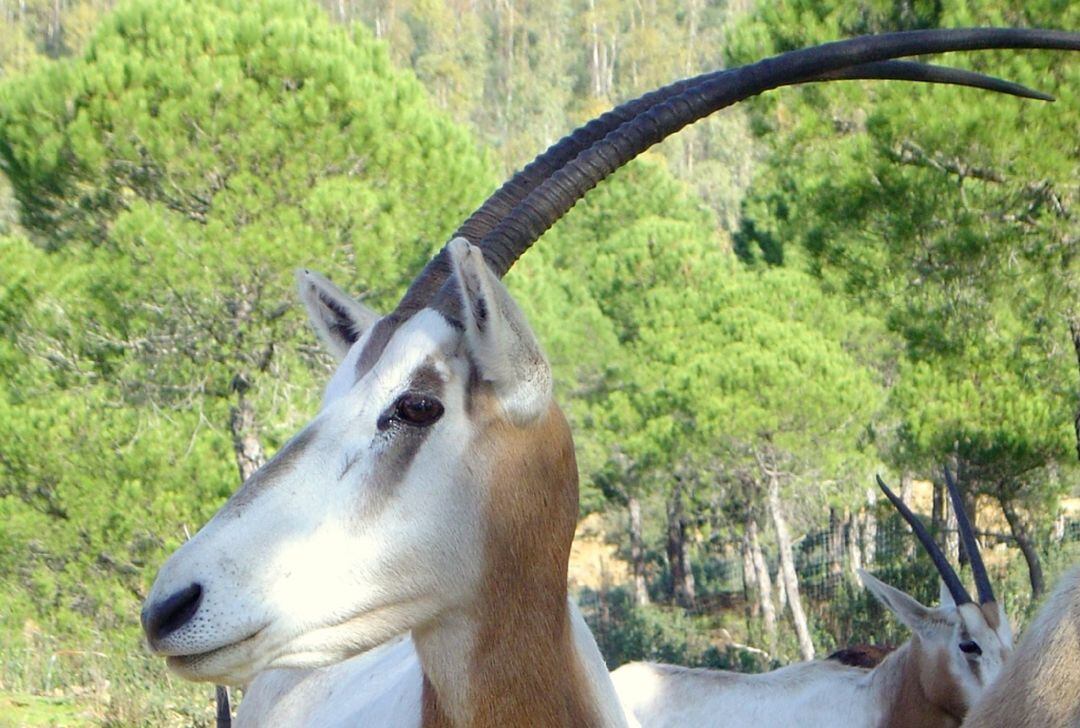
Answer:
[393,50,1057,312]
[470,28,1080,278]
[450,62,1047,247]
[876,475,972,605]
[394,75,709,313]
[809,60,1051,100]
[943,466,996,604]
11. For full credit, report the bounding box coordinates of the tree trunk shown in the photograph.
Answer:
[665,481,696,609]
[931,476,960,564]
[741,527,759,619]
[899,473,916,559]
[900,473,914,503]
[1054,512,1067,544]
[1000,497,1045,598]
[931,477,944,536]
[229,391,265,482]
[957,487,978,570]
[859,488,878,569]
[747,515,777,653]
[768,474,814,661]
[628,494,649,606]
[588,0,601,98]
[944,483,959,566]
[774,562,787,611]
[846,510,863,577]
[1070,316,1080,461]
[828,507,844,583]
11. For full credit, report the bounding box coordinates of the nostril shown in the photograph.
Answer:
[143,583,203,644]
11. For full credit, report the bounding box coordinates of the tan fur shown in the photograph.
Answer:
[418,394,600,727]
[878,639,964,728]
[979,602,1001,632]
[422,674,454,728]
[963,568,1080,728]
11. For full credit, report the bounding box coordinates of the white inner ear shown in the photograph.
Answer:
[445,238,552,425]
[939,579,957,608]
[859,569,936,638]
[297,269,380,361]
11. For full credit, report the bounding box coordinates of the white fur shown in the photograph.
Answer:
[612,659,878,728]
[145,309,484,684]
[237,635,422,728]
[237,602,636,728]
[447,238,552,425]
[570,601,641,728]
[321,331,366,406]
[296,269,380,361]
[613,571,1013,728]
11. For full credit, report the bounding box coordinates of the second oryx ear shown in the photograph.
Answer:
[939,579,957,608]
[297,269,381,361]
[860,569,940,640]
[444,238,552,425]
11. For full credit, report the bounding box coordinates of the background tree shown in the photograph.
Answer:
[728,0,1079,598]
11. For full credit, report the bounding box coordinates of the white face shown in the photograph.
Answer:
[860,570,1013,712]
[144,310,486,684]
[935,601,1014,708]
[143,240,554,686]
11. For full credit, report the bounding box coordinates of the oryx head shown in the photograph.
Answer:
[143,235,570,684]
[141,29,1074,687]
[867,468,1012,718]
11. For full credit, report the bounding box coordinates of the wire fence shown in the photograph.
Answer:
[578,508,1080,634]
[576,510,1080,670]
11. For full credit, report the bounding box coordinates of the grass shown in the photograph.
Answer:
[0,633,218,727]
[0,692,94,727]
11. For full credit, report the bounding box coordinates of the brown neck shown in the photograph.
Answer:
[416,400,604,728]
[877,638,964,728]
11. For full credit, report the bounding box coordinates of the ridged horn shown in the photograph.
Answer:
[392,33,1066,312]
[876,474,972,605]
[451,61,1048,248]
[468,28,1080,278]
[943,465,996,604]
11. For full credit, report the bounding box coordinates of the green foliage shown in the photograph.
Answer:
[728,0,1079,501]
[1,0,491,260]
[590,586,752,670]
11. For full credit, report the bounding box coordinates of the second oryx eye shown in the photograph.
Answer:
[959,640,982,656]
[381,393,444,429]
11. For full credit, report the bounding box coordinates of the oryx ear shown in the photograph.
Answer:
[296,269,380,361]
[939,579,956,608]
[445,238,552,425]
[859,569,939,639]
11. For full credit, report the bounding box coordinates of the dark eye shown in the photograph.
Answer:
[392,393,444,427]
[959,641,982,656]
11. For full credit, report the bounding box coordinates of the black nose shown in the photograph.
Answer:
[142,583,203,645]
